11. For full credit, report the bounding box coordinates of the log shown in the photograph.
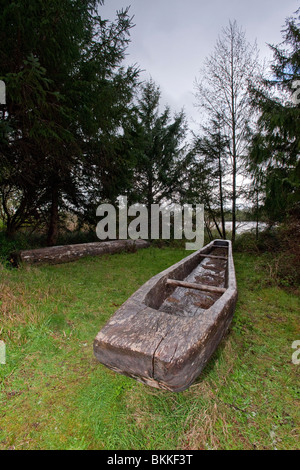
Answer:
[166,278,226,294]
[10,239,150,266]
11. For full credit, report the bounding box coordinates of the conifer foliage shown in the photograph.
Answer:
[0,1,139,243]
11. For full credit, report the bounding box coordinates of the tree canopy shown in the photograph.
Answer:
[0,0,139,243]
[0,3,298,245]
[125,80,187,209]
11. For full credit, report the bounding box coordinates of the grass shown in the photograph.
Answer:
[0,246,299,450]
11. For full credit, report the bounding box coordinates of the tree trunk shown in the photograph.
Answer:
[47,183,59,246]
[231,33,237,244]
[208,205,223,239]
[147,172,153,239]
[6,222,17,239]
[218,137,226,239]
[232,156,237,243]
[255,189,259,241]
[204,218,213,241]
[213,215,223,239]
[10,240,150,266]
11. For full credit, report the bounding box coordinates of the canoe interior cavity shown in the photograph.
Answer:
[144,241,229,317]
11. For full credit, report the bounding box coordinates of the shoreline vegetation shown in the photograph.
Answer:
[1,213,299,288]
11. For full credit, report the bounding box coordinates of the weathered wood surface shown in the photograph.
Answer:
[166,279,227,294]
[10,239,150,266]
[93,239,238,392]
[198,253,228,260]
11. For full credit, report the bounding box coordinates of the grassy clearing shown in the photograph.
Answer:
[0,247,299,450]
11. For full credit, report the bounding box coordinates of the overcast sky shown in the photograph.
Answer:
[100,0,299,137]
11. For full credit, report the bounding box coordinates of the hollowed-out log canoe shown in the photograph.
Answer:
[93,239,237,392]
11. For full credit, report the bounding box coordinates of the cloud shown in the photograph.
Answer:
[100,0,298,124]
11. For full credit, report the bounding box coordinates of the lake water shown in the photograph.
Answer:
[224,221,267,234]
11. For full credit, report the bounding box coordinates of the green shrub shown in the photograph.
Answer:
[233,219,300,287]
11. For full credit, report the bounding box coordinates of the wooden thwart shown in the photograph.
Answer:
[166,278,226,294]
[199,254,228,260]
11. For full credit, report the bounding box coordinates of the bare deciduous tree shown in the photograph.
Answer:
[194,20,261,241]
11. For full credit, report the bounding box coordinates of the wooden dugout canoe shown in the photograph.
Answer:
[93,239,237,392]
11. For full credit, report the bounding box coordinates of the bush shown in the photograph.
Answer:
[275,217,300,286]
[56,229,98,246]
[233,217,300,287]
[0,232,30,262]
[232,232,260,253]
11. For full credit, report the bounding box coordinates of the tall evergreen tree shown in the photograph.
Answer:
[0,1,139,243]
[189,117,229,238]
[126,80,187,234]
[248,9,300,223]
